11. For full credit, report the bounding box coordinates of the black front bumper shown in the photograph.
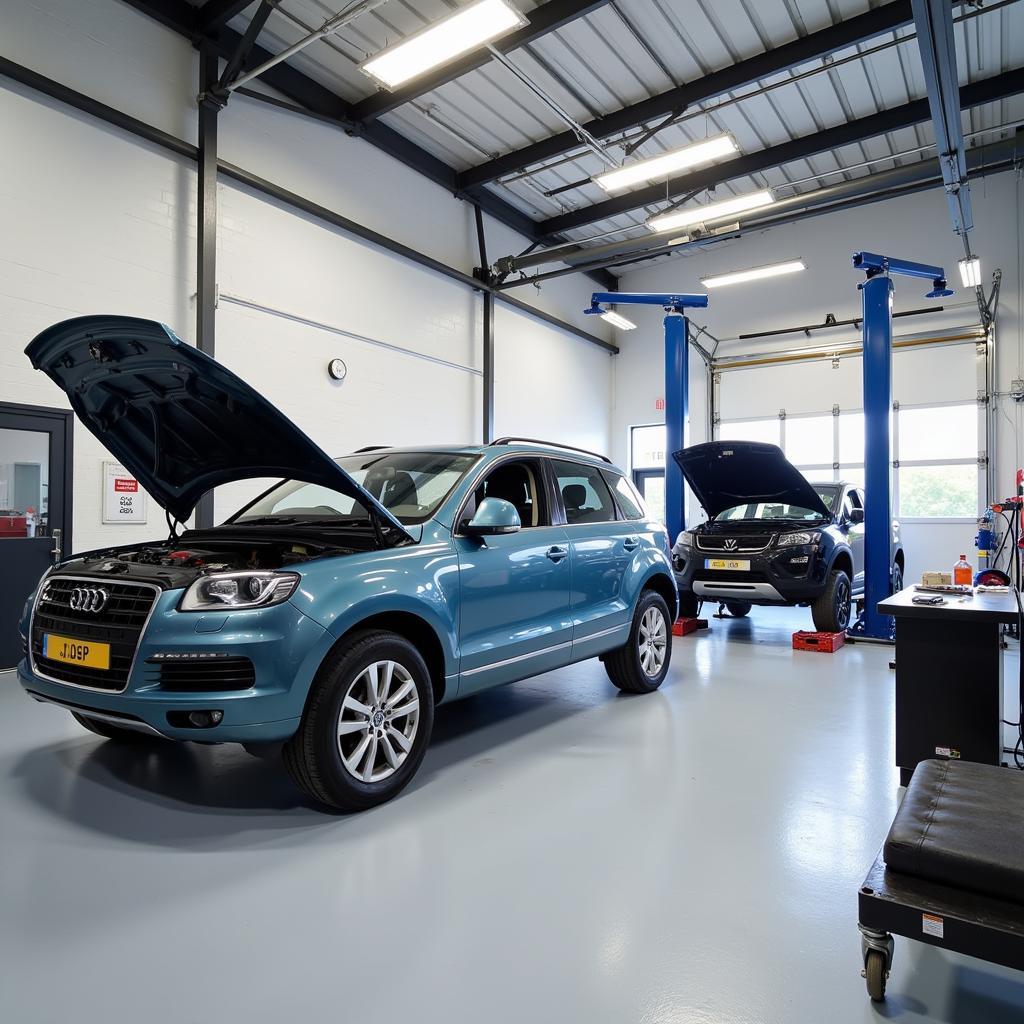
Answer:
[673,542,827,606]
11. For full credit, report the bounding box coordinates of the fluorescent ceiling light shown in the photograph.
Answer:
[600,310,637,331]
[958,256,981,288]
[701,259,806,289]
[360,0,526,89]
[594,135,738,192]
[647,189,775,233]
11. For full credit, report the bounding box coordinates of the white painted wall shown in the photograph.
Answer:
[615,172,1024,581]
[0,0,612,553]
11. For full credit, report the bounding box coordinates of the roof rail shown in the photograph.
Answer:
[354,445,391,453]
[489,436,612,464]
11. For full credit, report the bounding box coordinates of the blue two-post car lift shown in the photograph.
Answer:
[850,252,953,640]
[585,292,709,548]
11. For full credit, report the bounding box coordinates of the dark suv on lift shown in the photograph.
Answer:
[671,441,904,632]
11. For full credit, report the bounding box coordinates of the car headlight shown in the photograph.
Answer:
[676,531,693,548]
[777,531,820,547]
[180,571,300,612]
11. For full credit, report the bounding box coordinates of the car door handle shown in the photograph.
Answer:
[546,546,568,562]
[623,536,640,551]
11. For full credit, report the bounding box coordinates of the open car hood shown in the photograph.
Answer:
[26,315,412,538]
[672,441,830,520]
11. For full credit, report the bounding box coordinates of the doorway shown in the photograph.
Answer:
[0,403,73,669]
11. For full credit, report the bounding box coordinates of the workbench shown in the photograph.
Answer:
[878,586,1018,786]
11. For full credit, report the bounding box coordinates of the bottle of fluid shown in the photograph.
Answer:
[954,553,973,586]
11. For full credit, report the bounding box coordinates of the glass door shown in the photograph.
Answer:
[0,404,73,669]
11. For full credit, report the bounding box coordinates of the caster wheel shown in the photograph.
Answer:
[864,949,887,1001]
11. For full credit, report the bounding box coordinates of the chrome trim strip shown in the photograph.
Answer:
[572,624,625,644]
[461,638,573,676]
[693,581,785,601]
[28,690,168,738]
[695,535,773,553]
[28,574,164,695]
[460,623,626,677]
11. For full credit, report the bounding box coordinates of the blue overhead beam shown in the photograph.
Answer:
[911,0,973,234]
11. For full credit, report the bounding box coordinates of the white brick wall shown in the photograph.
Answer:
[0,0,615,553]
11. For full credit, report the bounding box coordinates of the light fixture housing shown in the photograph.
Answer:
[594,135,738,193]
[958,256,981,288]
[360,0,527,90]
[701,259,806,289]
[647,189,775,234]
[600,310,637,331]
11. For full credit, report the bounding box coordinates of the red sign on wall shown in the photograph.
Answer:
[114,478,139,493]
[655,397,665,411]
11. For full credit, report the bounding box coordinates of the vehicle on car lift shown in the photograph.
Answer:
[16,316,678,812]
[671,441,904,632]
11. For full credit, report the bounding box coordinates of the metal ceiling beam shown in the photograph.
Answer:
[117,0,616,288]
[499,132,1022,286]
[537,68,1024,236]
[348,0,613,124]
[199,0,257,31]
[459,0,923,190]
[911,0,973,233]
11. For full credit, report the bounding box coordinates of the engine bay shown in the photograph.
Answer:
[54,534,355,589]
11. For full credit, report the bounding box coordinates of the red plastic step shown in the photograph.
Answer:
[792,629,846,653]
[673,617,709,637]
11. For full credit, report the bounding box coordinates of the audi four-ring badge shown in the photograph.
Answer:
[17,314,678,813]
[68,587,109,613]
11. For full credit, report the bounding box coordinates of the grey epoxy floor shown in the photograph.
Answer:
[2,607,1022,1024]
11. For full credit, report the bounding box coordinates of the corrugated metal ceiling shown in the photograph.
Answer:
[205,0,1024,256]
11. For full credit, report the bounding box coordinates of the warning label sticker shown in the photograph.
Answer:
[922,913,944,938]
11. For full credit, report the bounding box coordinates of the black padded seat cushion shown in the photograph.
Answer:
[884,758,1024,904]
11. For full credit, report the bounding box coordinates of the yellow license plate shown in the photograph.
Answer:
[705,558,751,571]
[42,633,111,670]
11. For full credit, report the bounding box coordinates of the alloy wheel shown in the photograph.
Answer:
[837,577,852,629]
[337,660,420,783]
[638,606,668,678]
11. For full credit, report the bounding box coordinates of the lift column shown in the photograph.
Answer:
[851,252,952,639]
[664,312,689,546]
[585,292,708,547]
[860,271,895,640]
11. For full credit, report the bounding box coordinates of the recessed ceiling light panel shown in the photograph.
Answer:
[701,259,806,288]
[594,135,738,192]
[360,0,527,89]
[647,189,775,233]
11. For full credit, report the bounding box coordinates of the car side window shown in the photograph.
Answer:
[602,470,646,521]
[461,459,549,529]
[552,460,618,524]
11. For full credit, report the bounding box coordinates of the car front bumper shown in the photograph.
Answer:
[673,542,826,606]
[18,588,334,743]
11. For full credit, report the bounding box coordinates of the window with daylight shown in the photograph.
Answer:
[717,401,979,521]
[717,418,782,447]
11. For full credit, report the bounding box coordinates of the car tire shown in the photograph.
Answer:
[678,591,700,618]
[811,569,853,632]
[605,590,673,694]
[71,712,155,742]
[725,601,752,617]
[891,561,904,595]
[283,631,434,813]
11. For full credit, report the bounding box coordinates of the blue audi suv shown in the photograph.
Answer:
[17,316,677,811]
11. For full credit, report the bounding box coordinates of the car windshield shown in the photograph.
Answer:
[714,488,834,523]
[231,451,478,526]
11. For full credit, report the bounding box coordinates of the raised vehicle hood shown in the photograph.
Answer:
[26,315,412,537]
[672,441,830,520]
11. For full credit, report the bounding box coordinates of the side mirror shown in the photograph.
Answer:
[849,507,864,525]
[464,497,521,537]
